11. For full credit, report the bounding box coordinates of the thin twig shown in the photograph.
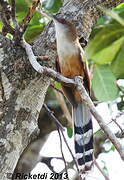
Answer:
[95,110,124,134]
[112,118,124,133]
[53,89,72,127]
[112,111,124,133]
[60,127,79,173]
[50,84,64,96]
[115,131,124,138]
[12,0,40,42]
[11,0,19,28]
[22,39,124,162]
[20,0,40,34]
[43,103,65,131]
[43,103,69,179]
[57,128,69,180]
[43,103,79,173]
[94,160,110,180]
[41,156,63,174]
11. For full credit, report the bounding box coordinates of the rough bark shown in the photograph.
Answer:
[0,0,123,179]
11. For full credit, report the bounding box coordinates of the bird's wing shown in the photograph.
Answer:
[78,45,91,95]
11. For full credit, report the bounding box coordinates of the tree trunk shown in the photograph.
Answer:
[0,0,123,179]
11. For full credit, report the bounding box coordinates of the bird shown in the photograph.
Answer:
[48,14,94,175]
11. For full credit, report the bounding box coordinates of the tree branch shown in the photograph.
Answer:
[94,160,110,180]
[75,76,124,161]
[22,38,124,162]
[20,0,40,35]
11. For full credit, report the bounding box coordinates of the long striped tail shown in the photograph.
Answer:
[73,103,93,175]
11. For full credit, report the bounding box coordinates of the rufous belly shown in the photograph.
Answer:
[59,54,84,102]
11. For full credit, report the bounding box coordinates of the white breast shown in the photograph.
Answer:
[57,39,78,60]
[54,20,79,61]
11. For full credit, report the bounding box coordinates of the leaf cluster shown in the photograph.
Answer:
[86,3,124,102]
[0,0,62,42]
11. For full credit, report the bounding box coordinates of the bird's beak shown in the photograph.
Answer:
[40,10,57,22]
[52,15,58,22]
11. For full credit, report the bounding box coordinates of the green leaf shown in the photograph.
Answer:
[114,6,124,14]
[15,0,30,21]
[110,44,124,78]
[116,3,124,8]
[111,145,115,151]
[92,65,119,101]
[66,126,73,138]
[25,24,44,42]
[104,144,115,153]
[14,1,42,25]
[86,25,124,59]
[29,12,42,26]
[16,12,27,23]
[0,21,3,32]
[54,81,62,89]
[96,16,108,26]
[97,5,124,26]
[90,4,124,38]
[24,11,44,42]
[14,0,44,42]
[92,37,124,64]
